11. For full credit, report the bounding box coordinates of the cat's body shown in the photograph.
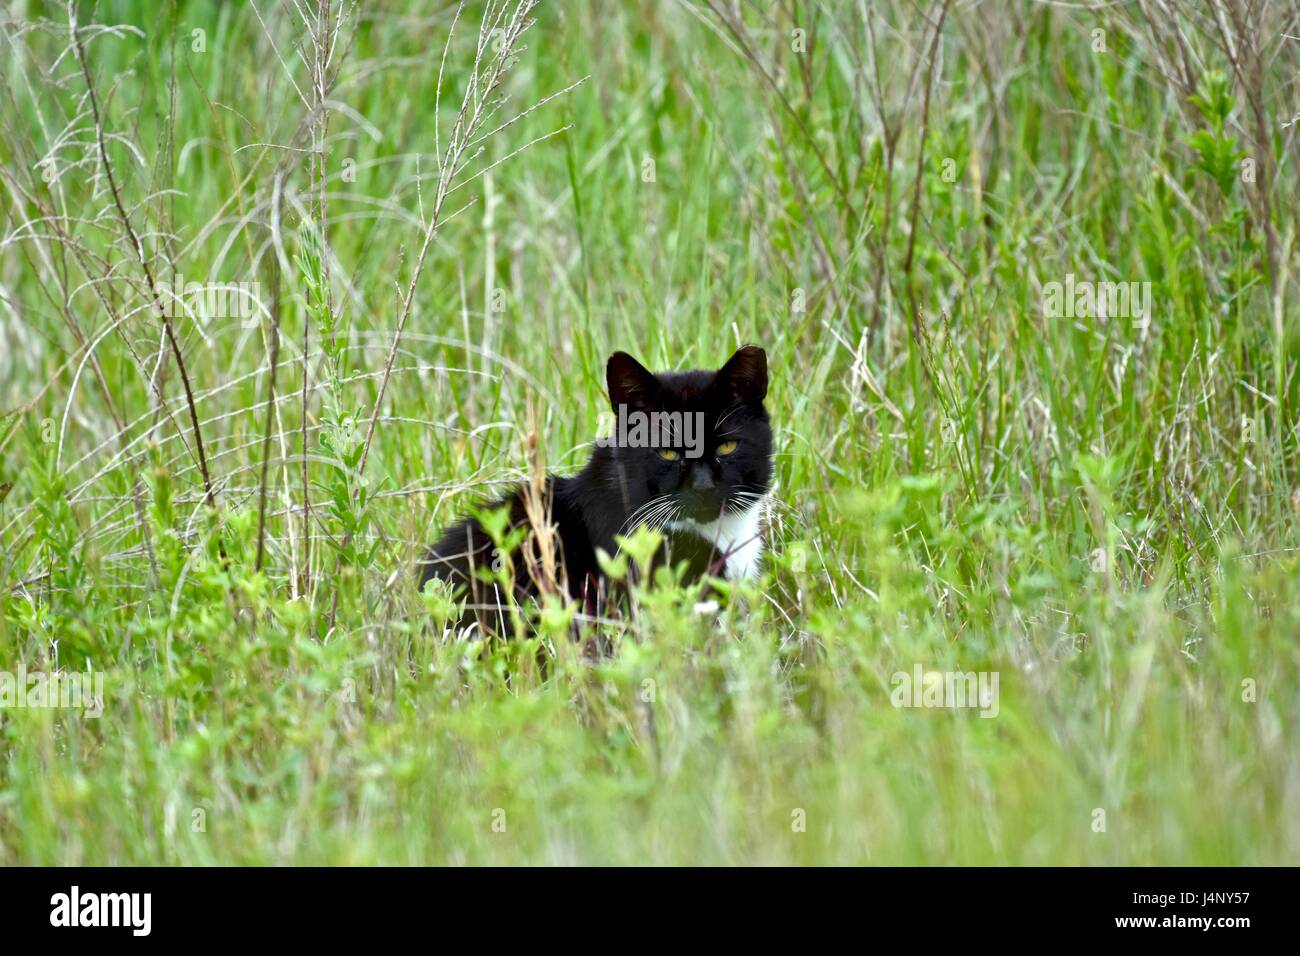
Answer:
[418,346,773,632]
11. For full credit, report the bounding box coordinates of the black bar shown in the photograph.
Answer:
[0,866,1286,941]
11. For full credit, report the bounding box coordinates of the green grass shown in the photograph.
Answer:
[0,0,1297,864]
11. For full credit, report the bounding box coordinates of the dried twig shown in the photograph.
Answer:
[69,2,221,518]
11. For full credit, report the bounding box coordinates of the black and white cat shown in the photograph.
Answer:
[418,345,774,630]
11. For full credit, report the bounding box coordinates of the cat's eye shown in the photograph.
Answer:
[716,440,739,456]
[657,448,681,461]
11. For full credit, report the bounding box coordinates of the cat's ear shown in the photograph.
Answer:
[714,345,768,404]
[606,351,662,411]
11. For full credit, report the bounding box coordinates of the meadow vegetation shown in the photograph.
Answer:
[0,0,1297,864]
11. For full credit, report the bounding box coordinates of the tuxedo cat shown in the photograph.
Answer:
[418,345,773,631]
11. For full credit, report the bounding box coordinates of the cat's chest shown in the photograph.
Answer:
[667,500,766,580]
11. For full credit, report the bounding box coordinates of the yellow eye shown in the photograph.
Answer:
[657,448,681,461]
[716,440,738,456]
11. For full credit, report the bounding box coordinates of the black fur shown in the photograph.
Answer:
[418,346,773,631]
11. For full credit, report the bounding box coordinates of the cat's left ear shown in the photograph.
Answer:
[714,345,768,404]
[607,351,662,412]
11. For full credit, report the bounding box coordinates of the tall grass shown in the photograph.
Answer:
[0,0,1296,864]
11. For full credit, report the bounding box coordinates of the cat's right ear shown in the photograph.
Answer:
[606,351,661,412]
[715,345,768,404]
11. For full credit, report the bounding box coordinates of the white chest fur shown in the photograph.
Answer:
[671,499,767,580]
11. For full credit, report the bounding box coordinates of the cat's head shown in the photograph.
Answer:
[600,345,773,523]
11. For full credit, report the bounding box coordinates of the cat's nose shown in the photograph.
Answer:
[691,466,715,490]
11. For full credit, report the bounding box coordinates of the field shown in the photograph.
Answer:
[1,0,1297,865]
